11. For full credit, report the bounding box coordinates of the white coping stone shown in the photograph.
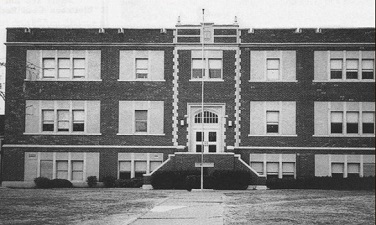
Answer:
[150,206,187,212]
[142,184,153,190]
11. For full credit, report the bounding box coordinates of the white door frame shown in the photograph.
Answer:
[187,103,225,153]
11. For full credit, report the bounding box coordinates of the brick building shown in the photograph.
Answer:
[1,22,375,188]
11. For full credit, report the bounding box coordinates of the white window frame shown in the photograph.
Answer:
[249,154,296,179]
[191,57,223,81]
[41,51,87,80]
[134,110,148,133]
[118,153,163,179]
[266,58,280,81]
[361,59,375,80]
[135,58,149,79]
[71,160,84,181]
[329,109,375,136]
[266,111,280,134]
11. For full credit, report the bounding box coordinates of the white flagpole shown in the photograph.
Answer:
[200,8,205,191]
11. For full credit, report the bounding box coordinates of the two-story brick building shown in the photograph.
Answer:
[1,22,374,188]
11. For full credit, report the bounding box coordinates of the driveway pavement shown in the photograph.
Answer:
[130,190,224,225]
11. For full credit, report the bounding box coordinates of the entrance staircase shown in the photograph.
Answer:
[143,152,267,189]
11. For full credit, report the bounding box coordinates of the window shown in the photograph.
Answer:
[135,110,148,132]
[135,58,148,79]
[266,162,279,179]
[71,161,84,181]
[73,110,85,132]
[266,111,279,133]
[119,161,131,179]
[134,161,147,178]
[282,162,295,179]
[56,161,68,179]
[346,112,359,134]
[40,160,53,179]
[58,58,70,78]
[43,58,56,78]
[331,163,344,178]
[73,58,85,78]
[346,59,358,79]
[362,59,374,79]
[250,162,264,175]
[330,59,343,79]
[362,112,375,134]
[347,163,360,178]
[191,58,222,80]
[330,112,343,134]
[267,59,280,80]
[42,110,54,132]
[57,110,69,132]
[194,111,218,124]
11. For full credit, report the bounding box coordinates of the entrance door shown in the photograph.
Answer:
[194,130,218,153]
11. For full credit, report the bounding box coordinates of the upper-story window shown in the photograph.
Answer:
[266,111,279,133]
[26,50,101,81]
[250,51,296,82]
[119,50,164,81]
[315,51,375,82]
[42,109,85,133]
[191,50,223,81]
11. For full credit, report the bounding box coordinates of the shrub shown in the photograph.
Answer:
[212,170,250,190]
[86,176,98,188]
[51,179,73,188]
[102,176,116,188]
[266,177,375,190]
[115,178,144,188]
[34,177,52,189]
[151,171,200,189]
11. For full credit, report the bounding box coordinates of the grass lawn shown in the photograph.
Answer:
[224,189,375,225]
[0,188,172,225]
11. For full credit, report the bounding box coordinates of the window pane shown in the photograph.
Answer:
[209,69,221,78]
[282,162,295,173]
[266,111,279,122]
[43,69,55,78]
[150,161,162,172]
[209,132,216,142]
[196,131,202,142]
[58,69,70,78]
[362,112,374,134]
[362,72,374,80]
[196,145,202,152]
[330,71,342,79]
[135,110,147,120]
[362,59,374,70]
[250,162,263,174]
[43,58,55,68]
[72,172,83,181]
[119,172,131,179]
[73,58,85,69]
[119,161,131,171]
[267,70,279,80]
[192,69,203,78]
[192,59,204,68]
[209,145,216,152]
[57,171,68,179]
[58,58,70,68]
[363,163,375,177]
[136,59,148,69]
[72,161,83,171]
[57,161,68,170]
[347,112,359,134]
[347,163,360,174]
[346,60,358,70]
[267,124,278,133]
[73,69,85,78]
[346,71,358,79]
[43,124,54,132]
[363,112,374,123]
[330,59,342,70]
[135,161,147,172]
[73,110,85,121]
[331,163,344,173]
[58,110,69,120]
[40,160,53,179]
[331,112,343,123]
[267,59,280,69]
[43,110,54,121]
[266,162,279,173]
[209,59,221,69]
[58,122,69,131]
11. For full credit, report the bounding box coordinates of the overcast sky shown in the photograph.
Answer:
[0,0,375,81]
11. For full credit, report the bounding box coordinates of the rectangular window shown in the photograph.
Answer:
[73,58,85,78]
[42,110,54,132]
[73,110,85,132]
[192,59,204,79]
[135,58,148,79]
[150,161,162,172]
[331,163,344,178]
[208,59,222,79]
[362,112,375,134]
[347,163,360,178]
[43,58,56,78]
[134,161,147,178]
[266,162,279,179]
[250,162,264,175]
[40,160,53,179]
[362,59,374,80]
[346,112,359,134]
[135,110,148,132]
[266,111,279,133]
[282,162,295,179]
[331,112,343,134]
[119,161,131,179]
[267,59,280,80]
[57,110,69,132]
[56,161,68,179]
[330,59,343,79]
[58,58,71,78]
[71,161,84,181]
[346,59,358,79]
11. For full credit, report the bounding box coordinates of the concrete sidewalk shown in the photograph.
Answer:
[130,190,224,225]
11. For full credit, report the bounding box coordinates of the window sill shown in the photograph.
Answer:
[117,79,166,82]
[23,132,102,136]
[248,80,298,83]
[24,79,102,82]
[313,134,375,137]
[313,80,375,82]
[189,79,224,82]
[117,133,166,136]
[248,134,298,137]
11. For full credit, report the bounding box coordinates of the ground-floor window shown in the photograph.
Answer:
[250,154,296,179]
[118,153,163,179]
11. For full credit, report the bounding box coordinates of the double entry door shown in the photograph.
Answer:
[194,130,218,153]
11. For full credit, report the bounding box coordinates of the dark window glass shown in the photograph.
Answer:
[134,172,145,178]
[192,69,203,79]
[196,132,202,142]
[119,172,131,179]
[362,71,374,79]
[73,123,84,132]
[43,124,54,131]
[267,124,278,133]
[267,174,279,180]
[330,71,342,79]
[363,123,374,134]
[209,69,221,78]
[346,71,358,79]
[346,123,358,134]
[209,145,216,152]
[196,145,202,153]
[331,123,342,134]
[208,132,216,142]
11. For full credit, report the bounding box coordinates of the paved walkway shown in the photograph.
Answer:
[130,190,224,225]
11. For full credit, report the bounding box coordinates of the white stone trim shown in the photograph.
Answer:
[234,48,241,147]
[172,48,179,146]
[4,144,184,149]
[235,146,374,150]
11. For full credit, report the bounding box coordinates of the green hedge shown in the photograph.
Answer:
[151,170,251,190]
[266,177,375,190]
